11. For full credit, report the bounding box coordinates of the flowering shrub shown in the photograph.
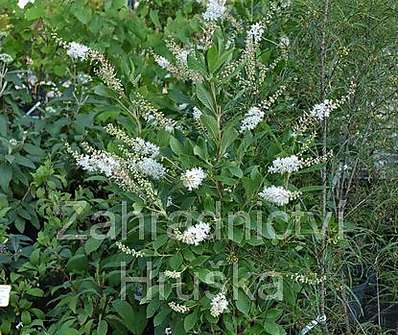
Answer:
[57,1,356,334]
[2,0,397,334]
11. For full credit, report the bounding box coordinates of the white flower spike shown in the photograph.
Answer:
[181,168,206,191]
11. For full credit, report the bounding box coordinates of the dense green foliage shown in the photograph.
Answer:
[0,0,397,334]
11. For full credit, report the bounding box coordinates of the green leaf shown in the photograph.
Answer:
[154,307,170,327]
[23,143,44,156]
[97,320,108,335]
[21,311,31,324]
[58,327,80,335]
[73,4,92,24]
[169,254,183,269]
[201,114,219,140]
[152,234,168,250]
[224,314,237,333]
[264,322,285,335]
[218,49,234,70]
[113,300,136,331]
[193,144,208,161]
[0,207,11,219]
[113,300,147,334]
[25,3,45,20]
[299,185,324,192]
[88,15,102,34]
[29,249,40,265]
[146,299,160,318]
[207,46,219,74]
[229,226,244,244]
[112,0,126,9]
[236,289,251,315]
[85,237,104,255]
[187,53,206,75]
[14,154,35,169]
[184,309,198,332]
[0,115,7,136]
[182,248,195,261]
[66,254,88,273]
[194,269,216,284]
[265,308,283,321]
[30,319,44,327]
[149,10,161,28]
[170,137,184,156]
[220,122,239,155]
[27,288,44,297]
[140,286,158,305]
[68,296,78,314]
[190,255,210,267]
[0,163,12,192]
[195,84,214,113]
[14,217,25,233]
[227,164,243,178]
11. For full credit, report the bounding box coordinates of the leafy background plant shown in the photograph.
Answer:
[0,0,397,335]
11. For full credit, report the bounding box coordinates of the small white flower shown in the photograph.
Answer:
[67,42,90,61]
[142,112,176,132]
[9,139,18,146]
[164,270,182,279]
[259,186,300,206]
[131,138,160,158]
[96,156,120,177]
[210,292,228,317]
[15,84,26,90]
[203,0,226,21]
[77,73,92,85]
[178,103,189,110]
[155,55,170,69]
[17,0,34,8]
[175,222,211,245]
[168,301,190,313]
[135,157,166,180]
[192,107,202,120]
[76,153,120,177]
[164,124,175,133]
[0,53,13,64]
[27,74,37,87]
[240,107,264,132]
[310,99,337,121]
[268,155,302,174]
[279,35,290,48]
[181,167,206,191]
[115,241,144,257]
[46,89,62,99]
[165,328,172,335]
[166,196,174,207]
[176,49,190,66]
[15,322,23,329]
[45,106,57,114]
[143,113,155,122]
[42,80,55,87]
[247,23,264,43]
[62,80,72,88]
